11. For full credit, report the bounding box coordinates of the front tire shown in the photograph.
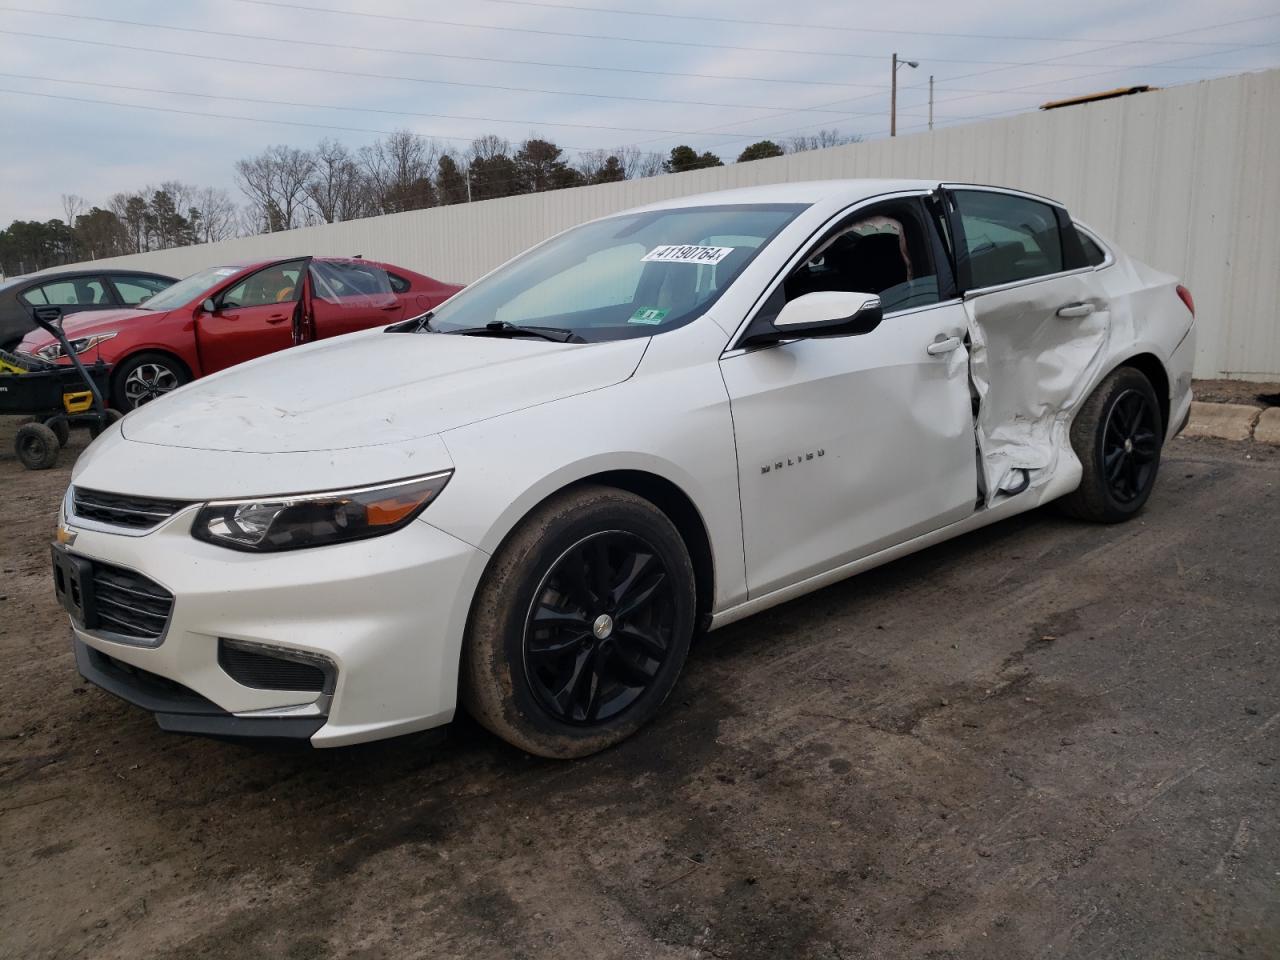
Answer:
[111,352,190,410]
[461,485,696,759]
[1060,366,1164,522]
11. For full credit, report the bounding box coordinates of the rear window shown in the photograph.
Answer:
[1076,228,1108,267]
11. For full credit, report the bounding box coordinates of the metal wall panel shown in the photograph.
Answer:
[45,70,1280,379]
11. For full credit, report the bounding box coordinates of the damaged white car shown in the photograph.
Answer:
[55,180,1195,757]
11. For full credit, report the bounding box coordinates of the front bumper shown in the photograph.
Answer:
[73,638,326,740]
[62,501,489,747]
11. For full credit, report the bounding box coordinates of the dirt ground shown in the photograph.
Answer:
[1,420,1277,960]
[1191,379,1280,407]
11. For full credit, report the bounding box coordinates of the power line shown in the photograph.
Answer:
[0,30,862,115]
[470,0,1276,47]
[0,72,867,139]
[2,9,1098,101]
[0,89,668,198]
[0,6,885,92]
[226,0,1269,69]
[0,87,571,149]
[687,15,1280,149]
[901,12,1280,92]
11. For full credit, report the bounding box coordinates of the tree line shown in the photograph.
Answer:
[0,129,857,278]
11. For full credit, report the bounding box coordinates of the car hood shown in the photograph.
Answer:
[19,307,157,351]
[120,329,649,453]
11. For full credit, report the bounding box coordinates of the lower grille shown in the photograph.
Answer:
[73,487,191,531]
[91,563,174,641]
[218,640,330,692]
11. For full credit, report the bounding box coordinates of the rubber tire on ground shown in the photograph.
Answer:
[461,485,697,759]
[1059,365,1163,523]
[89,408,124,439]
[110,352,190,411]
[44,417,70,447]
[15,422,60,470]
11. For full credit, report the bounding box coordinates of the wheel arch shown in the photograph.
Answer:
[473,467,718,634]
[112,347,194,380]
[1114,351,1170,433]
[110,348,194,397]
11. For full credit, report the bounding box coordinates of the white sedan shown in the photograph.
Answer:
[55,180,1196,757]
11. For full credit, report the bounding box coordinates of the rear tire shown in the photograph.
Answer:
[461,485,696,759]
[110,352,190,411]
[15,422,60,470]
[1059,366,1164,523]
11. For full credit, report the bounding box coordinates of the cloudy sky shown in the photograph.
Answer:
[0,0,1276,223]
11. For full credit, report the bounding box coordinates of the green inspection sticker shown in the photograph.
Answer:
[629,307,669,325]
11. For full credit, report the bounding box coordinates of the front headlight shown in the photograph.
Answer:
[36,331,117,360]
[191,472,452,552]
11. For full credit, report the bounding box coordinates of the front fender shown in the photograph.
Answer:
[431,371,748,612]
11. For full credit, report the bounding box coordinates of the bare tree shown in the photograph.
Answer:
[306,138,368,223]
[468,134,511,163]
[61,193,86,227]
[787,129,861,152]
[235,144,316,233]
[614,145,664,180]
[360,130,439,214]
[191,187,239,243]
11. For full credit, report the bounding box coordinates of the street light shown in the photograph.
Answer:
[891,53,919,137]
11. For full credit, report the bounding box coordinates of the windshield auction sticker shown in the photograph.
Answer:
[642,244,734,265]
[628,307,669,325]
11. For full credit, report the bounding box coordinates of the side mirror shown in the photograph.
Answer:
[743,291,883,347]
[201,298,217,314]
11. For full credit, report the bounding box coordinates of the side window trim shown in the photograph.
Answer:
[728,189,954,352]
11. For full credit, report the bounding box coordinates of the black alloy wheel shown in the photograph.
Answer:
[461,484,696,758]
[1060,365,1164,523]
[1102,388,1160,504]
[523,531,675,725]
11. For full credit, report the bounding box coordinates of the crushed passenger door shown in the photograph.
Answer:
[964,273,1111,502]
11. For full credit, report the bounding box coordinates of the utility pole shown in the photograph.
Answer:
[891,53,919,137]
[891,53,898,137]
[929,75,934,131]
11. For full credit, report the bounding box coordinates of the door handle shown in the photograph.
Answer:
[1056,302,1095,319]
[926,336,962,356]
[266,314,289,324]
[381,303,402,311]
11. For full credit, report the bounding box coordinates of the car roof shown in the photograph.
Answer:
[12,267,177,284]
[629,179,1063,213]
[631,179,942,213]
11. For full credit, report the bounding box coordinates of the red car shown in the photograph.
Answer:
[18,257,462,410]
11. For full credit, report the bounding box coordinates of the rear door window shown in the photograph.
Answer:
[952,190,1065,289]
[22,278,110,307]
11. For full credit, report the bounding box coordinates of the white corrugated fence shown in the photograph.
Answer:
[47,69,1280,380]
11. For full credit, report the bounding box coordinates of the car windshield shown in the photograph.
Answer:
[137,265,242,311]
[425,204,807,342]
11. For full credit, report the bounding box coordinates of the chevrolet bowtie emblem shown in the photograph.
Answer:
[55,526,77,546]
